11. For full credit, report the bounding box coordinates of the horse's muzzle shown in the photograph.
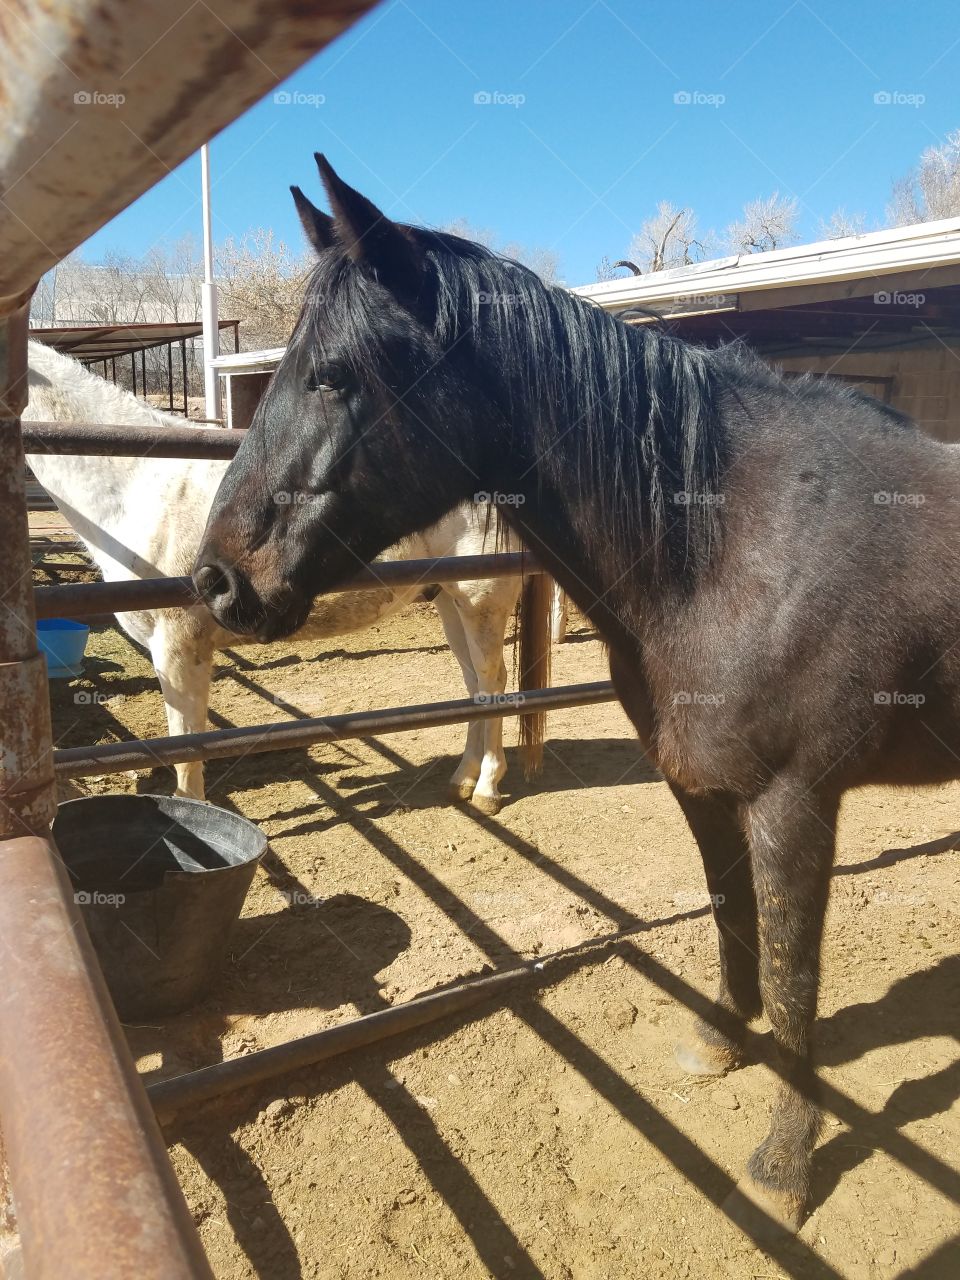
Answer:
[193,556,310,642]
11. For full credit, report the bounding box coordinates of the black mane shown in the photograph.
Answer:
[299,233,731,584]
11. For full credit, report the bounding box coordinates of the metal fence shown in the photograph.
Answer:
[0,10,616,1271]
[0,4,385,1276]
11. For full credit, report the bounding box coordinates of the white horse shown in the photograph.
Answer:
[25,341,548,813]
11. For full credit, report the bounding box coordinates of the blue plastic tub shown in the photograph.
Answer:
[36,617,90,679]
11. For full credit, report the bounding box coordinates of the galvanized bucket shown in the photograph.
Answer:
[53,793,268,1018]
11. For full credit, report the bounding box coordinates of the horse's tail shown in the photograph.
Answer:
[517,567,553,777]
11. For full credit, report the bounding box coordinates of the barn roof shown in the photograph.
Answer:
[30,319,240,362]
[574,217,960,357]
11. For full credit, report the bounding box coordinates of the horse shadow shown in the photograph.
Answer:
[126,889,412,1278]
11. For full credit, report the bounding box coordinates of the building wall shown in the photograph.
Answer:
[775,344,960,442]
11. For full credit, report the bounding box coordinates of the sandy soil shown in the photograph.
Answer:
[43,575,959,1280]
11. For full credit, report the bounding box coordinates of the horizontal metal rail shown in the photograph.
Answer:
[54,682,616,778]
[23,420,242,459]
[34,552,542,620]
[0,1,380,307]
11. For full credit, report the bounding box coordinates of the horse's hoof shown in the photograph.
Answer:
[448,779,478,802]
[674,1037,740,1077]
[722,1176,804,1237]
[469,791,502,816]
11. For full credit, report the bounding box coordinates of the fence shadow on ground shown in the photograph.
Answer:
[137,673,958,1278]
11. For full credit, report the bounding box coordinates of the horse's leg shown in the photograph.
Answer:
[729,778,839,1231]
[149,617,214,801]
[452,585,512,815]
[432,590,486,805]
[668,785,761,1075]
[550,582,568,643]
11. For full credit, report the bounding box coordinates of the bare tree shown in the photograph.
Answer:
[442,218,561,284]
[818,208,868,239]
[888,130,960,225]
[628,202,709,272]
[142,236,202,324]
[726,192,799,254]
[216,228,311,350]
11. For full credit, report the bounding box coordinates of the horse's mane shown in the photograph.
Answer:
[301,233,734,585]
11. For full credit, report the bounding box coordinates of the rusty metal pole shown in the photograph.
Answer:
[0,304,57,838]
[0,307,213,1278]
[0,836,215,1279]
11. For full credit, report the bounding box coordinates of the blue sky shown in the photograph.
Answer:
[83,0,959,286]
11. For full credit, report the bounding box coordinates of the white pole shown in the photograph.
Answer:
[200,143,221,421]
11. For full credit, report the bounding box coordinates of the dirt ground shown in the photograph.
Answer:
[41,561,959,1280]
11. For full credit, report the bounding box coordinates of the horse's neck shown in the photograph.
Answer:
[23,357,220,580]
[498,459,649,649]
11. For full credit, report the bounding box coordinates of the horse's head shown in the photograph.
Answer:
[193,155,503,640]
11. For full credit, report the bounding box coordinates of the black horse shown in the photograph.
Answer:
[194,155,960,1233]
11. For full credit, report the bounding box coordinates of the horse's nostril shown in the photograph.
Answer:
[194,561,234,606]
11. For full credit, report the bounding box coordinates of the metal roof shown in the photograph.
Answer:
[29,319,239,361]
[574,216,960,313]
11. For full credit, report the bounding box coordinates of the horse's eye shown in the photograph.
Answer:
[307,361,349,393]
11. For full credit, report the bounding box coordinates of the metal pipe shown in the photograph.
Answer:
[54,682,616,778]
[34,552,543,619]
[23,418,241,458]
[200,145,221,422]
[0,307,57,837]
[0,0,383,310]
[150,966,527,1122]
[0,833,214,1278]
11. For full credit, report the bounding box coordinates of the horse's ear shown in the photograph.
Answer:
[314,153,424,299]
[290,185,335,253]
